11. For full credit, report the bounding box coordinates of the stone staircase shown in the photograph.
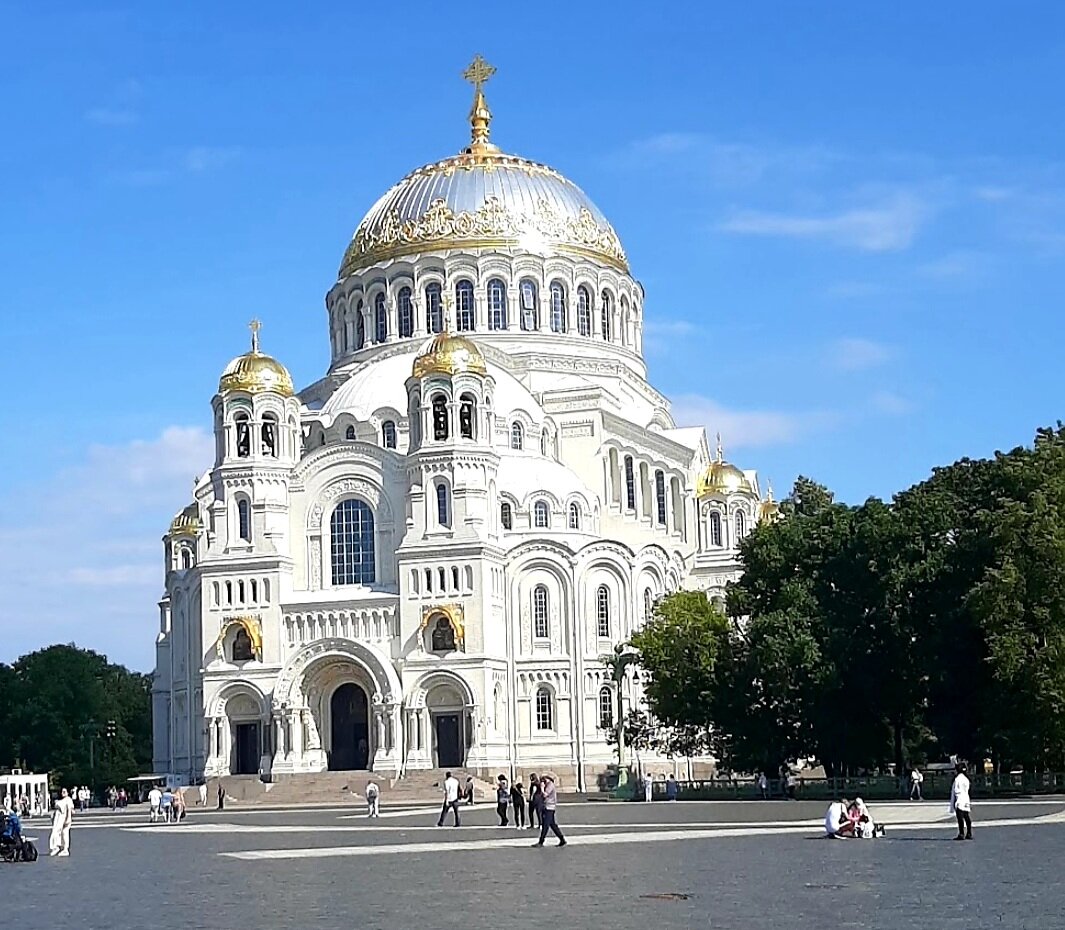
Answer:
[210,768,495,808]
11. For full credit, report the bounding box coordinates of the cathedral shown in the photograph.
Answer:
[152,58,777,788]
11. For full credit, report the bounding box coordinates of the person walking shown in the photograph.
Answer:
[511,779,526,828]
[148,785,162,823]
[198,781,208,808]
[910,767,924,801]
[465,775,476,806]
[437,771,461,827]
[643,772,654,803]
[757,772,769,800]
[665,773,679,801]
[495,775,510,826]
[528,773,542,831]
[950,763,972,840]
[366,780,380,818]
[532,774,566,847]
[49,788,75,857]
[217,782,225,811]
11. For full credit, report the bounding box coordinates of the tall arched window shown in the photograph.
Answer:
[643,588,653,624]
[519,279,539,330]
[533,585,549,638]
[655,469,667,525]
[568,502,581,530]
[345,425,356,440]
[577,285,592,335]
[397,286,413,338]
[535,686,554,730]
[533,500,549,529]
[374,293,388,343]
[510,421,524,450]
[425,282,443,333]
[355,306,365,349]
[237,498,251,542]
[735,510,746,540]
[598,685,614,729]
[487,278,507,330]
[459,394,475,439]
[455,280,475,331]
[234,413,251,458]
[432,394,449,441]
[624,455,636,510]
[710,511,723,547]
[600,290,613,340]
[550,281,567,332]
[330,499,376,585]
[382,420,397,449]
[596,585,611,638]
[261,414,278,457]
[436,482,450,528]
[181,548,193,570]
[500,502,513,530]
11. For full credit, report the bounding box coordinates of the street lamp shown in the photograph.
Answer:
[601,643,639,791]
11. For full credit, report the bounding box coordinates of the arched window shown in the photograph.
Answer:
[330,499,376,585]
[237,498,251,543]
[409,391,421,447]
[598,685,614,729]
[397,286,413,338]
[600,290,613,340]
[620,296,630,346]
[382,420,397,449]
[487,278,507,330]
[455,280,474,331]
[510,421,524,450]
[432,394,449,441]
[436,482,450,528]
[533,585,549,638]
[232,627,254,662]
[425,282,443,333]
[643,588,654,624]
[535,686,554,731]
[261,414,278,457]
[234,413,250,458]
[550,281,567,332]
[533,500,549,529]
[540,430,548,456]
[459,395,475,439]
[624,455,636,510]
[568,502,581,530]
[180,548,193,570]
[655,469,667,525]
[596,585,610,638]
[345,425,356,441]
[500,502,513,530]
[374,293,388,343]
[735,510,746,540]
[710,511,722,547]
[355,307,365,349]
[577,285,592,335]
[519,278,539,330]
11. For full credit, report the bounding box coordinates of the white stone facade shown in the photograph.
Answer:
[151,88,770,789]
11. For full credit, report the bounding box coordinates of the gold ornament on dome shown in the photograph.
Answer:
[412,330,488,379]
[696,433,756,499]
[758,481,782,523]
[168,502,202,538]
[218,319,295,397]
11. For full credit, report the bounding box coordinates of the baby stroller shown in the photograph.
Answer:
[0,812,37,863]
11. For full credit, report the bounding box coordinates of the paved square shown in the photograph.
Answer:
[9,799,1065,929]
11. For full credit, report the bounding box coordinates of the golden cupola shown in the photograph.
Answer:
[168,502,202,538]
[697,435,756,498]
[218,320,295,397]
[412,329,488,379]
[758,482,783,523]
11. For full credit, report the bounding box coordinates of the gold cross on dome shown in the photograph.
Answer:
[462,55,496,93]
[249,318,262,352]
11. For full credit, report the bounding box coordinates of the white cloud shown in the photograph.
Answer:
[85,107,138,126]
[644,319,697,336]
[720,192,928,252]
[670,394,835,449]
[829,337,895,372]
[870,390,913,415]
[916,250,987,281]
[0,426,213,668]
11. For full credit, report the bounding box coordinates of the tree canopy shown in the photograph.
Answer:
[630,425,1065,775]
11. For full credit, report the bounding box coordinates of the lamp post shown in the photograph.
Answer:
[602,644,639,791]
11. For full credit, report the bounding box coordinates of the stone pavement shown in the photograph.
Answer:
[9,799,1065,929]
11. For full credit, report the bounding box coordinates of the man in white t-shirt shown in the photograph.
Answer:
[436,771,461,827]
[148,786,163,823]
[50,788,75,856]
[950,763,972,840]
[365,780,380,818]
[910,768,924,800]
[824,799,854,838]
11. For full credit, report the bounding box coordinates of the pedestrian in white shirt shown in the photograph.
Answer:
[436,771,461,827]
[644,772,653,803]
[824,798,855,838]
[197,782,208,807]
[49,788,75,856]
[148,786,162,823]
[365,780,380,818]
[949,762,972,840]
[910,768,924,800]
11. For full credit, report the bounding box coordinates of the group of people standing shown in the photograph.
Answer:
[436,771,566,847]
[147,785,187,823]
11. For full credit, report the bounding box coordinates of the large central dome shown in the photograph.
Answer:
[339,66,627,278]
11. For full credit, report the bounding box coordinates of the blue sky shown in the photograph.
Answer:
[3,1,1064,669]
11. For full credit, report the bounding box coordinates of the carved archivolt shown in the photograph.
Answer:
[307,477,383,532]
[273,638,401,710]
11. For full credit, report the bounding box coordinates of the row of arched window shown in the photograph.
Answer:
[533,685,614,732]
[501,500,583,532]
[232,412,281,459]
[707,510,746,548]
[343,421,397,449]
[334,280,640,353]
[209,577,272,608]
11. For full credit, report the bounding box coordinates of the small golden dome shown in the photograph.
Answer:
[218,320,294,397]
[697,435,756,498]
[412,331,488,379]
[169,503,202,538]
[758,482,782,523]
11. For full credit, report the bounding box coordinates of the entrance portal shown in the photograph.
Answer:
[329,683,370,771]
[434,713,462,768]
[233,722,260,775]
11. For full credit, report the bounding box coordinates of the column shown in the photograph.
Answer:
[592,295,602,338]
[387,296,398,343]
[291,711,303,762]
[507,286,518,331]
[413,291,426,337]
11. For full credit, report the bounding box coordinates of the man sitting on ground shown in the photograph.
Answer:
[824,798,856,838]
